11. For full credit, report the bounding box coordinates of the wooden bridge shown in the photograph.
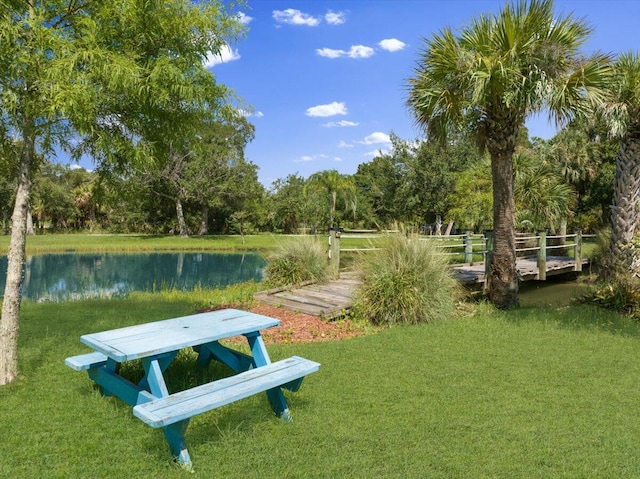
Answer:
[255,230,591,318]
[255,256,588,319]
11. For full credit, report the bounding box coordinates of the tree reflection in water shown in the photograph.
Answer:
[1,252,265,302]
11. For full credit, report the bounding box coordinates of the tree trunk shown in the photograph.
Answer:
[485,111,519,309]
[175,198,188,238]
[608,135,640,275]
[0,131,35,385]
[198,205,209,236]
[26,210,35,235]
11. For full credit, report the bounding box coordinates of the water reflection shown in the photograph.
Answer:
[0,252,266,302]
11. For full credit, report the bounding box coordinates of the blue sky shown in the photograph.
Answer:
[64,1,638,187]
[203,0,639,188]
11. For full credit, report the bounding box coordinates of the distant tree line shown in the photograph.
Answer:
[0,121,616,237]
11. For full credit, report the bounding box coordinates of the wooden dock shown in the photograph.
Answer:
[254,256,588,318]
[254,276,360,319]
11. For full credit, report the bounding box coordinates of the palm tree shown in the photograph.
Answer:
[406,0,610,308]
[305,169,355,227]
[597,52,640,276]
[514,152,576,232]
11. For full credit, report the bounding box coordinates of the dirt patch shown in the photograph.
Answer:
[248,303,363,344]
[199,303,364,344]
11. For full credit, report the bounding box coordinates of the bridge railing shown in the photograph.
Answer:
[328,228,592,278]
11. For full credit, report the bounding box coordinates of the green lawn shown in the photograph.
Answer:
[0,233,297,255]
[1,291,639,478]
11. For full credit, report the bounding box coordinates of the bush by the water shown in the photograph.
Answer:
[353,235,462,325]
[581,275,640,320]
[265,237,329,287]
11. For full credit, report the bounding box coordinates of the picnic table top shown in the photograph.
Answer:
[80,309,280,362]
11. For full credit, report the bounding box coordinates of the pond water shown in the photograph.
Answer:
[0,252,266,302]
[518,278,591,308]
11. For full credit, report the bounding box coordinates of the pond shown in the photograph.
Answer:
[0,252,266,302]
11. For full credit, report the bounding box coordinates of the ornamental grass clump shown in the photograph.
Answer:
[265,236,329,287]
[354,235,462,325]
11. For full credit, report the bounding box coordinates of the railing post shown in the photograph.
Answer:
[574,229,582,272]
[537,230,547,281]
[329,227,341,278]
[483,230,493,294]
[464,230,473,264]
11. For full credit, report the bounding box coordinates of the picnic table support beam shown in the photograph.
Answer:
[537,230,547,281]
[246,331,292,421]
[163,420,192,470]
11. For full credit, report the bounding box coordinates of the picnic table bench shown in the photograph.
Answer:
[65,309,319,469]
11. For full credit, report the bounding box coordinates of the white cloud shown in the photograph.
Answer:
[378,38,407,52]
[316,48,343,59]
[365,148,391,158]
[294,155,315,163]
[273,9,320,26]
[239,109,264,118]
[317,45,375,59]
[306,101,347,117]
[237,12,253,24]
[204,44,240,68]
[325,10,346,25]
[333,157,343,162]
[338,140,353,148]
[358,132,392,145]
[323,120,359,128]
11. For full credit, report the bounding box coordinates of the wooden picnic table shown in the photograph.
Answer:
[65,308,319,470]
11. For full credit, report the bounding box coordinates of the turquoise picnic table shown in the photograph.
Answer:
[65,308,320,470]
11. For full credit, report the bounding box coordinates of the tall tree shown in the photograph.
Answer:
[597,52,640,276]
[406,0,610,308]
[305,169,355,228]
[0,0,244,385]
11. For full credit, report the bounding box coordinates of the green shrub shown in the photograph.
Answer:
[580,275,640,320]
[265,236,329,287]
[353,235,462,325]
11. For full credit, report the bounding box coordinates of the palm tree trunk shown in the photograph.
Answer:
[0,129,35,385]
[486,112,519,308]
[608,135,640,275]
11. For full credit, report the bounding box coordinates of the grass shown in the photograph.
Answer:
[0,233,300,254]
[2,288,640,477]
[354,235,462,325]
[264,236,331,287]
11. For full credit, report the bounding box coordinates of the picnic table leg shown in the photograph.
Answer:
[245,332,293,422]
[163,420,192,470]
[139,351,177,392]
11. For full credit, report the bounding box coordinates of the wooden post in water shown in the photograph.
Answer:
[464,230,473,264]
[574,229,582,272]
[329,227,341,278]
[483,230,493,294]
[537,230,547,281]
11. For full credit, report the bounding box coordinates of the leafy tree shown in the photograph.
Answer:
[186,109,256,235]
[305,169,355,228]
[447,158,493,232]
[270,174,307,233]
[354,153,403,227]
[406,0,610,308]
[0,0,244,385]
